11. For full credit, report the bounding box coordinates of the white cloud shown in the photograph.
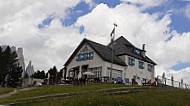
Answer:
[167,67,190,84]
[75,3,190,83]
[121,0,168,10]
[184,4,190,19]
[0,1,190,84]
[82,0,96,9]
[176,4,190,19]
[0,0,84,70]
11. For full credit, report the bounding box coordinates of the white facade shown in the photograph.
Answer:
[64,39,155,84]
[67,44,104,71]
[123,55,154,83]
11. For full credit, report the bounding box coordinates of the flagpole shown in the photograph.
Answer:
[110,23,117,83]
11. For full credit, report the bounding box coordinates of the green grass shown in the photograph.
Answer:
[0,88,16,95]
[0,83,128,104]
[15,88,190,106]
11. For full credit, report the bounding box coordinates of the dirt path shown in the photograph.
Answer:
[2,87,146,105]
[0,89,19,99]
[0,87,36,99]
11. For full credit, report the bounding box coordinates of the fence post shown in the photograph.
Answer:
[171,76,174,87]
[179,82,180,88]
[185,84,187,89]
[157,75,159,87]
[162,72,166,86]
[181,78,183,89]
[164,78,166,85]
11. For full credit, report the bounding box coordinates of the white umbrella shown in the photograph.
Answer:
[83,72,95,75]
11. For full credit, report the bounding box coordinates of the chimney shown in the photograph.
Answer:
[141,44,146,58]
[142,44,145,50]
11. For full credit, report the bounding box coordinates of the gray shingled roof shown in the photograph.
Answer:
[85,39,127,66]
[64,38,127,66]
[64,36,156,67]
[110,36,156,65]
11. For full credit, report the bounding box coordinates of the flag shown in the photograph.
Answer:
[110,27,115,37]
[110,27,115,44]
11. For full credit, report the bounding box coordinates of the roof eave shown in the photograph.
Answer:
[64,39,86,66]
[117,53,157,65]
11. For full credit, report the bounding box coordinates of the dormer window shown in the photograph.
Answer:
[134,48,140,55]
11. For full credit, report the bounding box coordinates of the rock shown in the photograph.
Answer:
[17,47,25,77]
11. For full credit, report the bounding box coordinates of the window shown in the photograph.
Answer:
[76,54,80,61]
[128,57,135,66]
[134,49,141,55]
[148,64,153,72]
[106,68,110,77]
[89,51,94,60]
[142,78,146,83]
[80,53,84,60]
[139,61,144,69]
[125,78,129,83]
[106,68,122,78]
[76,51,94,61]
[90,67,102,78]
[88,67,102,78]
[84,53,88,60]
[84,44,88,50]
[99,69,102,77]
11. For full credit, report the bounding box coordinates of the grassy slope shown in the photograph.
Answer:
[0,83,127,104]
[16,88,190,106]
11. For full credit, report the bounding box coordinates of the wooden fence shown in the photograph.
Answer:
[156,75,190,89]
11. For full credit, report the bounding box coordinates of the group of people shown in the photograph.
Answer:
[72,75,87,86]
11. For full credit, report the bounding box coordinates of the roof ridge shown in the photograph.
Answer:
[116,36,134,46]
[84,38,108,48]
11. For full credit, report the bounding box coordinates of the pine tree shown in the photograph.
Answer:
[58,68,63,78]
[0,47,3,86]
[1,46,11,87]
[48,66,58,84]
[34,70,45,79]
[7,51,23,87]
[41,70,45,79]
[0,46,22,87]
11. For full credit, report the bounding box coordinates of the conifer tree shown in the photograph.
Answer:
[0,47,3,86]
[48,66,58,84]
[1,46,11,87]
[34,70,45,79]
[58,68,63,78]
[7,51,23,87]
[0,46,22,87]
[41,70,45,79]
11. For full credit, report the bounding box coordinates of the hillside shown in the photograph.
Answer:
[0,84,190,106]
